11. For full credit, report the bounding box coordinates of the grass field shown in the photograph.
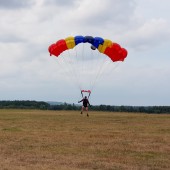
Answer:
[0,109,169,170]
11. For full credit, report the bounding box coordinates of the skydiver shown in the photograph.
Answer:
[78,96,91,117]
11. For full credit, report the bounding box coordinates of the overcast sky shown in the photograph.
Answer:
[0,0,170,106]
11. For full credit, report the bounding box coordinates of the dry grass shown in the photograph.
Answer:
[0,109,169,170]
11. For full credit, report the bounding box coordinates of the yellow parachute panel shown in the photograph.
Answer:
[98,39,112,53]
[65,36,75,49]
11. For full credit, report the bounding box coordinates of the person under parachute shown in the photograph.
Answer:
[78,96,91,117]
[48,35,128,117]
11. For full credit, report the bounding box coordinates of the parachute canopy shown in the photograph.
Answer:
[48,35,128,62]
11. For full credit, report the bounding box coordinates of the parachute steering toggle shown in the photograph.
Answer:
[81,90,91,99]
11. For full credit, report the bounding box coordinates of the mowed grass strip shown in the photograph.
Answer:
[0,109,169,170]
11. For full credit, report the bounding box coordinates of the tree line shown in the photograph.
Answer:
[0,100,49,110]
[0,100,169,114]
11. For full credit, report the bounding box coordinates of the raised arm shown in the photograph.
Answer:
[78,99,83,103]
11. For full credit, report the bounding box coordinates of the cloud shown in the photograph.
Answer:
[0,34,26,43]
[125,18,170,50]
[55,0,136,36]
[74,0,135,26]
[0,0,35,9]
[43,0,76,7]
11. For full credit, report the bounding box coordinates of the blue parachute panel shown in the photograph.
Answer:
[74,35,85,45]
[92,37,104,48]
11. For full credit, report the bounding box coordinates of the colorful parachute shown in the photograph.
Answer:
[48,35,128,62]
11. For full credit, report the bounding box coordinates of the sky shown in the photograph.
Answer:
[0,0,170,106]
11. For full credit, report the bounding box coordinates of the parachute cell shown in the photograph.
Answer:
[51,39,68,56]
[65,36,75,49]
[98,39,112,53]
[84,36,94,44]
[74,35,85,45]
[92,37,104,48]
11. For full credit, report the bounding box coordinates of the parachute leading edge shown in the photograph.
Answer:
[48,35,128,62]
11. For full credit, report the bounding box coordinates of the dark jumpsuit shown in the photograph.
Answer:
[80,98,90,107]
